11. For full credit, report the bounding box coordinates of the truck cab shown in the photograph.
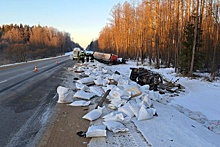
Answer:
[72,48,81,60]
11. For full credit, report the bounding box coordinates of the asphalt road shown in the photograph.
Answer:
[0,56,75,147]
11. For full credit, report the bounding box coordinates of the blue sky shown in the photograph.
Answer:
[1,0,127,48]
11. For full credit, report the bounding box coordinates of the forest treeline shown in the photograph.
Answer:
[0,24,81,65]
[98,0,220,78]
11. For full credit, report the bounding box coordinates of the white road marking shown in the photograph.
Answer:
[0,80,7,84]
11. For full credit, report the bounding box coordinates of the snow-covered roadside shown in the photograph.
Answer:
[61,60,220,146]
[133,102,220,147]
[103,61,220,146]
[148,66,220,135]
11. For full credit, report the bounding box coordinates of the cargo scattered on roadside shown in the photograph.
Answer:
[55,60,220,146]
[57,62,160,140]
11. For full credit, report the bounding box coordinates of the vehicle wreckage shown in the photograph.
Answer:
[129,67,185,94]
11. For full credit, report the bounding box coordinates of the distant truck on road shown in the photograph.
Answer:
[72,47,81,60]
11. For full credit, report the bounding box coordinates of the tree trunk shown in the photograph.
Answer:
[190,0,199,76]
[211,4,219,81]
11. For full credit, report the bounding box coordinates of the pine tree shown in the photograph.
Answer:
[180,20,203,74]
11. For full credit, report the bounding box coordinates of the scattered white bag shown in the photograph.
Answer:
[110,88,131,100]
[83,106,105,121]
[107,85,117,91]
[111,74,122,81]
[102,68,108,74]
[142,94,153,107]
[148,90,162,101]
[110,98,126,108]
[76,77,95,84]
[129,103,140,118]
[57,86,73,103]
[117,78,129,86]
[103,112,131,123]
[89,86,105,97]
[102,79,109,86]
[86,125,106,138]
[109,90,121,99]
[135,97,142,105]
[137,105,156,121]
[73,90,96,100]
[108,104,118,110]
[84,70,91,76]
[103,113,124,122]
[124,85,142,98]
[121,91,131,100]
[94,78,104,86]
[103,121,129,133]
[118,103,134,117]
[75,83,89,91]
[68,100,90,106]
[103,112,123,118]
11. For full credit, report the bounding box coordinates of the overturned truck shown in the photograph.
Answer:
[93,51,126,65]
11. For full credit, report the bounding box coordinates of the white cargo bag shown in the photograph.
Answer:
[129,103,140,118]
[86,125,106,138]
[103,121,129,133]
[68,100,90,106]
[83,106,105,121]
[137,105,156,121]
[73,90,96,100]
[76,77,95,84]
[148,90,162,101]
[57,86,73,103]
[75,83,89,91]
[118,103,134,117]
[89,86,105,97]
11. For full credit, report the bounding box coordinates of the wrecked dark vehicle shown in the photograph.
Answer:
[130,67,185,94]
[130,67,163,91]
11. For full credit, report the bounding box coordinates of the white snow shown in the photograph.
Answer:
[171,79,220,120]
